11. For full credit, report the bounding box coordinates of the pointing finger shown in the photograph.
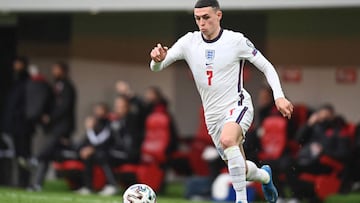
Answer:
[155,48,160,56]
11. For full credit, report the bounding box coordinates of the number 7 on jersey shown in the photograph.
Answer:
[206,70,213,86]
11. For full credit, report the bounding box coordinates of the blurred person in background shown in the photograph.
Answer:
[76,102,119,196]
[350,123,360,191]
[107,96,143,190]
[25,65,52,127]
[115,80,145,133]
[249,85,292,201]
[257,85,280,124]
[289,104,351,202]
[1,56,30,188]
[244,85,277,164]
[144,86,179,156]
[29,62,76,191]
[22,65,53,162]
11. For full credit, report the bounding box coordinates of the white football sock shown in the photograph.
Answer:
[246,160,270,184]
[224,146,247,203]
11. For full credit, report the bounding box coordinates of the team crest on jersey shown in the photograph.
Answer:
[205,49,215,61]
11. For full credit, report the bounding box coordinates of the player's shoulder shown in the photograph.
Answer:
[173,31,201,49]
[222,29,247,42]
[179,31,202,42]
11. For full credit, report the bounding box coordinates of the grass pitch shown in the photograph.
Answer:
[0,180,211,203]
[0,180,360,203]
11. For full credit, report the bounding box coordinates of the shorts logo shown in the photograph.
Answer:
[229,108,235,116]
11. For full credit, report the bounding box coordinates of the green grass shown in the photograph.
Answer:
[0,189,209,203]
[326,193,360,203]
[0,180,359,203]
[0,180,211,203]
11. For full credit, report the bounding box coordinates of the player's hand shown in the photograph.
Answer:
[150,43,168,62]
[275,97,294,119]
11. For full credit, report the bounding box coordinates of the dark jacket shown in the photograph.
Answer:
[2,70,29,135]
[25,75,52,123]
[297,119,351,163]
[48,78,76,137]
[129,95,146,133]
[110,113,143,162]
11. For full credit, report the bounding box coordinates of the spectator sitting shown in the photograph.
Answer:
[244,85,277,164]
[257,85,279,124]
[108,95,143,168]
[76,102,119,196]
[290,104,351,201]
[29,61,76,192]
[115,80,146,133]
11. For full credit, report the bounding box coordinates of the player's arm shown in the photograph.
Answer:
[149,33,189,72]
[251,53,293,119]
[238,37,293,119]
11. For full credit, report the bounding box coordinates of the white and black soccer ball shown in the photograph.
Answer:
[123,184,156,203]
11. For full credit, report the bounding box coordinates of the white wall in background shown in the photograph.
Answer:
[281,66,360,123]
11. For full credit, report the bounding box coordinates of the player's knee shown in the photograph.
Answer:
[220,135,238,149]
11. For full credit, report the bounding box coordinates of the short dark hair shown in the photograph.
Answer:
[194,0,220,9]
[54,61,69,74]
[319,104,335,114]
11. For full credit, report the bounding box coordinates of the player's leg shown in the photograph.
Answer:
[239,136,278,203]
[220,122,247,203]
[240,139,269,183]
[222,107,277,203]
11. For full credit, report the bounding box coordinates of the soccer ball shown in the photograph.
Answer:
[123,184,156,203]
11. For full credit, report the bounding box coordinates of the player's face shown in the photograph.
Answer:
[194,7,222,39]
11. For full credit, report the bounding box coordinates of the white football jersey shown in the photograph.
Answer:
[151,29,284,126]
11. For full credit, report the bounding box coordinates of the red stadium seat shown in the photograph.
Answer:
[299,155,344,200]
[53,160,84,171]
[258,116,287,160]
[53,160,85,190]
[168,107,212,176]
[188,107,213,176]
[292,104,309,130]
[53,160,107,190]
[342,123,356,142]
[114,107,170,192]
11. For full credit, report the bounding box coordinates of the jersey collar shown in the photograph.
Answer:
[202,28,223,43]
